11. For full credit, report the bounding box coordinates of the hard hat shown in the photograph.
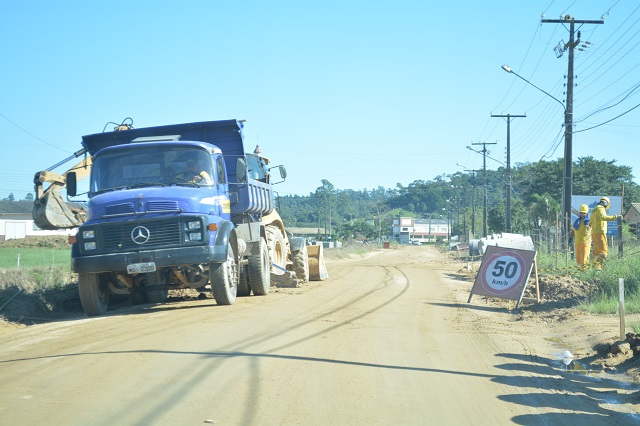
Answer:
[600,196,610,207]
[580,204,589,213]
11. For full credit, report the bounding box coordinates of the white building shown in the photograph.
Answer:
[0,201,78,241]
[391,217,449,244]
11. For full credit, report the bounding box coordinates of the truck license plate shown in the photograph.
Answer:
[126,262,156,274]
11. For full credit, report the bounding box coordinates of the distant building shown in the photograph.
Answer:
[0,200,78,241]
[391,217,449,244]
[623,202,640,237]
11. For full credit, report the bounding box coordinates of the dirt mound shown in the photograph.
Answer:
[0,236,70,249]
[537,274,598,303]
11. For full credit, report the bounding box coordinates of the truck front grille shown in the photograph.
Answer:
[101,219,182,251]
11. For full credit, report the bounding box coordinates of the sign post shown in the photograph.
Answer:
[619,278,626,340]
[468,245,537,309]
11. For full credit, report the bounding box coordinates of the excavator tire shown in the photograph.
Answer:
[248,238,270,295]
[144,271,169,304]
[210,242,238,305]
[266,225,286,273]
[78,273,110,317]
[307,244,329,281]
[291,244,309,283]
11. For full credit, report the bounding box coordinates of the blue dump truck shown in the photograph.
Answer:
[32,119,328,316]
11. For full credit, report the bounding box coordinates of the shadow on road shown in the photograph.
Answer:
[492,352,640,424]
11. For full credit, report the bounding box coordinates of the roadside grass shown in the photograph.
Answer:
[575,252,640,314]
[0,247,77,320]
[537,244,640,315]
[0,248,71,269]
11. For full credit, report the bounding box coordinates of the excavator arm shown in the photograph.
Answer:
[32,120,134,230]
[32,151,92,230]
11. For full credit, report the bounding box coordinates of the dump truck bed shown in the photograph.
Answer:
[81,119,272,217]
[82,120,245,182]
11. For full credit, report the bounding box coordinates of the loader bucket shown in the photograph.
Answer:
[32,186,85,230]
[307,244,329,281]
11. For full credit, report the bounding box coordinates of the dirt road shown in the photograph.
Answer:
[0,246,638,425]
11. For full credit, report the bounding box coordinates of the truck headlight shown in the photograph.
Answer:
[187,221,201,230]
[83,230,95,239]
[188,232,202,241]
[84,241,97,250]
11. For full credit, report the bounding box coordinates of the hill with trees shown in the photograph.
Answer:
[277,156,639,242]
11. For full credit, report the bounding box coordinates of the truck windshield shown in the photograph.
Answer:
[90,146,215,193]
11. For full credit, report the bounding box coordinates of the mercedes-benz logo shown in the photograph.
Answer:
[131,226,151,244]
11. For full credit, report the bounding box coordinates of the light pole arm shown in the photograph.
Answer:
[466,146,505,167]
[501,65,565,111]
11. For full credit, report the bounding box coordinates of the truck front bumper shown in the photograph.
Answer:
[72,245,227,274]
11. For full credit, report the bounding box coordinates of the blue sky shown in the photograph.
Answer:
[1,0,638,201]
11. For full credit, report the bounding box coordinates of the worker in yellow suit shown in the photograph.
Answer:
[571,204,591,270]
[590,196,619,270]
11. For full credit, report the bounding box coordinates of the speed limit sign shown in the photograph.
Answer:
[468,245,536,307]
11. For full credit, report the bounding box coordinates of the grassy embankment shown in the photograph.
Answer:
[536,241,640,331]
[0,237,76,319]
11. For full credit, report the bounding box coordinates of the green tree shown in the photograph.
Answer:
[314,180,337,239]
[572,156,637,208]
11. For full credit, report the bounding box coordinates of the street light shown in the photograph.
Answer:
[466,146,505,167]
[466,145,506,238]
[501,65,573,241]
[457,163,477,237]
[501,65,565,111]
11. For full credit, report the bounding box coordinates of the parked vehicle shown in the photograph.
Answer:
[32,119,328,316]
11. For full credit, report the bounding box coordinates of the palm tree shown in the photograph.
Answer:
[528,193,560,253]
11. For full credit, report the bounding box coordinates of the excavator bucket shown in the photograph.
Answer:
[32,184,85,230]
[32,154,91,230]
[307,244,329,281]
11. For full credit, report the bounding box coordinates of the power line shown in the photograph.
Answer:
[0,112,70,153]
[574,101,640,133]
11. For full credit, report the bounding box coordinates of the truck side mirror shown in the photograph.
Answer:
[268,165,287,184]
[66,172,77,197]
[236,158,247,183]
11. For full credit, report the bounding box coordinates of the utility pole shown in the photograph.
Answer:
[469,172,476,237]
[472,141,496,238]
[542,14,603,240]
[462,168,479,237]
[491,114,526,233]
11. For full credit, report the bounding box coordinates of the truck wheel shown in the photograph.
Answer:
[292,244,310,283]
[248,237,270,295]
[144,271,169,304]
[237,264,251,297]
[266,226,286,271]
[210,242,238,305]
[78,273,110,317]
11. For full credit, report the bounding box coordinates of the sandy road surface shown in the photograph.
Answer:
[0,246,638,425]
